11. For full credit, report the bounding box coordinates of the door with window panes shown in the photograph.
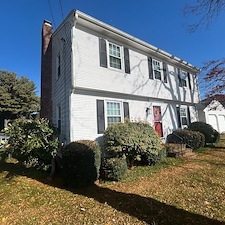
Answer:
[153,106,163,137]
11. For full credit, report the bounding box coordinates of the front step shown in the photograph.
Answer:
[165,143,197,159]
[180,152,197,159]
[168,147,193,158]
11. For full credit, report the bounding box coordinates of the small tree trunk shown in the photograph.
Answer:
[48,158,56,180]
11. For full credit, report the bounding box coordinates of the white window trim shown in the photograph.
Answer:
[106,41,124,71]
[105,100,124,128]
[180,106,188,128]
[152,58,163,80]
[181,70,187,87]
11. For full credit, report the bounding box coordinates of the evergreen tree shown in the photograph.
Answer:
[0,70,39,120]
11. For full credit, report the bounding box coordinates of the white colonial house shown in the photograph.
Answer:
[40,10,200,144]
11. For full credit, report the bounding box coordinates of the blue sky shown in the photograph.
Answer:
[1,0,225,97]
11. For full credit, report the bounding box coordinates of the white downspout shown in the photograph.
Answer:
[69,11,78,142]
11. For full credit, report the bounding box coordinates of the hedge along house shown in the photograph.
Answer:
[40,10,200,144]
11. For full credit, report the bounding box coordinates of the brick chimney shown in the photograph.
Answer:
[40,20,53,121]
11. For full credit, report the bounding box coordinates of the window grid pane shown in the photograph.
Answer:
[109,43,122,69]
[181,70,187,87]
[110,56,121,69]
[107,117,121,126]
[181,117,188,125]
[106,101,122,126]
[180,108,187,117]
[153,59,161,80]
[154,71,161,80]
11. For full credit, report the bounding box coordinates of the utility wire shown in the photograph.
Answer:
[58,0,65,20]
[47,0,57,28]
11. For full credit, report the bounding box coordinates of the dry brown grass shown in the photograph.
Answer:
[0,139,225,225]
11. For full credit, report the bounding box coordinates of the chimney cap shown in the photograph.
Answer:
[43,20,52,26]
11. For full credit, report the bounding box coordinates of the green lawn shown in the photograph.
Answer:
[0,139,225,225]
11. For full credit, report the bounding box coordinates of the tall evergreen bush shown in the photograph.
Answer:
[103,121,163,167]
[62,140,101,187]
[189,121,220,144]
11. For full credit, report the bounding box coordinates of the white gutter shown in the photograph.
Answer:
[71,11,78,90]
[74,10,199,73]
[53,9,199,73]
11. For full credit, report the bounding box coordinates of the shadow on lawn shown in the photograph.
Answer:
[0,161,224,225]
[74,184,225,225]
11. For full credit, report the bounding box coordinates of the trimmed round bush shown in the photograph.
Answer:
[62,140,101,187]
[103,121,163,167]
[189,121,220,144]
[166,129,205,150]
[141,146,168,165]
[100,157,128,181]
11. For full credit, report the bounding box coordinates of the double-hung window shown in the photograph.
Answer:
[57,105,61,133]
[180,107,188,126]
[56,52,61,79]
[152,59,162,80]
[148,57,167,82]
[178,69,188,87]
[106,101,122,126]
[108,42,122,70]
[181,70,187,87]
[99,38,130,73]
[177,106,191,129]
[97,99,129,134]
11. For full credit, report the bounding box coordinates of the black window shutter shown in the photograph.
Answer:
[177,68,182,87]
[187,106,191,125]
[97,100,105,134]
[124,47,130,74]
[187,72,192,90]
[163,62,168,83]
[99,38,107,68]
[176,106,181,128]
[123,102,130,119]
[148,57,153,79]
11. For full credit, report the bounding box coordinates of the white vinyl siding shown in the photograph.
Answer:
[74,28,199,103]
[51,11,200,144]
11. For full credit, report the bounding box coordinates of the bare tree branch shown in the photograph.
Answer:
[199,58,225,97]
[183,0,225,32]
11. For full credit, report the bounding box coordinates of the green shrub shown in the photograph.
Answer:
[166,129,205,150]
[141,146,168,165]
[62,140,101,187]
[3,118,59,171]
[100,157,128,181]
[189,121,220,144]
[103,121,163,167]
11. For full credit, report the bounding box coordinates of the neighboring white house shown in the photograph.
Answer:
[41,10,200,144]
[198,99,225,133]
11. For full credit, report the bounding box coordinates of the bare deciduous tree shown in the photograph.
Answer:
[199,58,225,97]
[184,0,225,97]
[183,0,225,32]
